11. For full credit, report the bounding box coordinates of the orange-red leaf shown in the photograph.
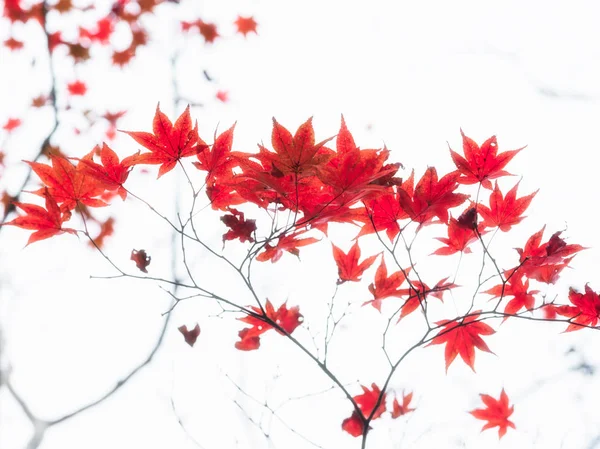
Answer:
[235,300,303,351]
[553,284,600,332]
[67,80,87,96]
[124,104,207,178]
[5,188,76,245]
[341,411,366,437]
[332,241,378,284]
[450,130,523,189]
[76,143,137,200]
[365,258,410,311]
[514,227,585,283]
[427,312,495,372]
[432,215,483,256]
[27,155,107,211]
[477,181,537,232]
[397,167,468,225]
[256,231,319,263]
[268,117,334,176]
[193,124,235,178]
[469,389,515,438]
[319,117,399,204]
[234,15,258,37]
[342,383,386,437]
[3,117,21,132]
[391,391,415,418]
[484,275,540,319]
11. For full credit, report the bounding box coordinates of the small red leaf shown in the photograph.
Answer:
[131,249,151,273]
[178,324,201,347]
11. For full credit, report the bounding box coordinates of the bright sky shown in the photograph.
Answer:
[1,1,600,448]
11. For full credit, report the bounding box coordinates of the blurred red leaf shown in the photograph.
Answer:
[234,15,258,37]
[178,324,201,347]
[131,249,151,273]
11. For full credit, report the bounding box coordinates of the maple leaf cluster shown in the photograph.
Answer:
[4,145,134,245]
[235,300,303,351]
[5,103,597,443]
[6,106,593,340]
[182,14,258,43]
[3,0,154,67]
[341,384,415,437]
[2,1,255,152]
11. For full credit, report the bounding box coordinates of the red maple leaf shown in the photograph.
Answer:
[484,275,540,318]
[102,110,127,126]
[27,155,107,211]
[358,171,414,241]
[553,284,600,332]
[397,167,468,225]
[198,20,219,43]
[182,20,219,43]
[397,278,456,321]
[5,188,76,245]
[235,300,303,350]
[112,48,135,67]
[4,0,42,23]
[178,323,201,347]
[332,241,378,284]
[341,411,365,437]
[215,90,229,102]
[124,104,207,178]
[469,389,515,438]
[193,124,235,178]
[67,80,87,96]
[450,130,523,189]
[52,0,73,13]
[205,181,245,211]
[256,231,319,263]
[4,37,23,50]
[79,16,114,44]
[432,214,483,256]
[364,258,410,311]
[234,15,258,37]
[514,226,585,283]
[319,117,399,205]
[221,208,256,243]
[355,383,386,420]
[48,31,63,52]
[342,383,386,437]
[89,216,114,248]
[76,143,138,200]
[263,117,334,176]
[427,312,495,372]
[3,117,22,132]
[31,95,50,108]
[391,391,415,418]
[477,181,538,231]
[131,249,151,273]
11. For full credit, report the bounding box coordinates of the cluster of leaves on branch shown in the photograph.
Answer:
[4,101,597,442]
[4,0,257,64]
[1,0,257,242]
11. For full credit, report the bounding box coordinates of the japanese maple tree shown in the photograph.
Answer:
[1,2,598,449]
[4,105,597,447]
